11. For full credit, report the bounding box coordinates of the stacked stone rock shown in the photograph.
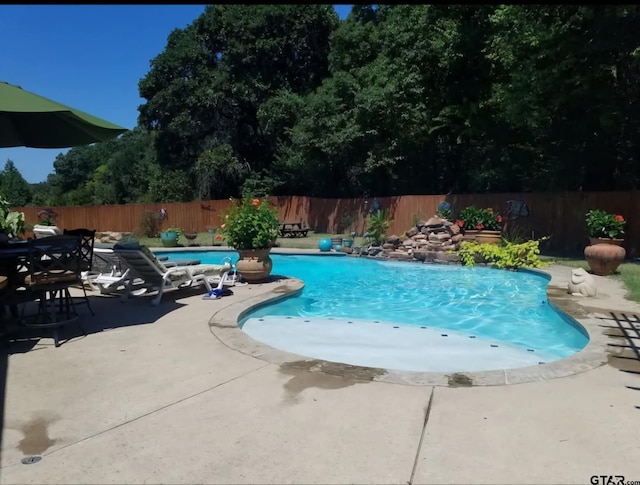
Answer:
[95,231,133,244]
[378,215,464,262]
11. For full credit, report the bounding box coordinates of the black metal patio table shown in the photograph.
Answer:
[0,240,29,319]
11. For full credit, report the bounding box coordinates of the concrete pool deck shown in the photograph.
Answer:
[1,258,640,484]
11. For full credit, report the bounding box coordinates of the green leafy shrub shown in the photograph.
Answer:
[585,209,625,239]
[0,195,25,238]
[139,210,162,238]
[365,209,393,246]
[220,197,280,250]
[459,238,547,270]
[338,212,357,234]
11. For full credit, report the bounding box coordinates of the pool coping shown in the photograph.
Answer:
[206,259,612,387]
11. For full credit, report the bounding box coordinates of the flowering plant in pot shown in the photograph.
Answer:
[219,197,280,283]
[585,210,625,241]
[458,206,502,230]
[584,210,626,276]
[457,206,503,244]
[476,209,503,232]
[457,206,485,232]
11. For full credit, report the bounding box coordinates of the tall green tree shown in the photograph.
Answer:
[44,128,158,206]
[138,4,339,197]
[86,128,158,204]
[487,5,640,191]
[0,160,32,207]
[31,5,640,202]
[276,5,497,196]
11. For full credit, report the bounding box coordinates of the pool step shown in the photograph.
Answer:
[242,316,559,373]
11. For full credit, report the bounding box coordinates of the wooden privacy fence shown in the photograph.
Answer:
[12,191,640,257]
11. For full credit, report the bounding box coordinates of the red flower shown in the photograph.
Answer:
[252,198,260,206]
[215,234,223,241]
[455,219,464,227]
[476,223,484,230]
[615,215,624,222]
[497,215,503,223]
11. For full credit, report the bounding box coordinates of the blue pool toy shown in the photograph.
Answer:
[203,288,223,300]
[318,238,332,252]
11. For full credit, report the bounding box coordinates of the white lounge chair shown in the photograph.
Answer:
[92,268,135,294]
[112,242,234,305]
[85,246,132,294]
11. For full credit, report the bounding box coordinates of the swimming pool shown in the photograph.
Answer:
[160,250,589,372]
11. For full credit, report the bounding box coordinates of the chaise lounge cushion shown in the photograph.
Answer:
[166,263,232,282]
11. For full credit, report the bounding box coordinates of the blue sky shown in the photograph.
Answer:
[1,4,353,184]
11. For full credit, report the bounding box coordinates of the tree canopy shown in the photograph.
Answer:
[11,4,640,207]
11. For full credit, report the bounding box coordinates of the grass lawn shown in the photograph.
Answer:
[137,231,360,251]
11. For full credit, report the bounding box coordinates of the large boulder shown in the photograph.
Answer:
[406,227,419,238]
[425,215,444,227]
[95,231,133,244]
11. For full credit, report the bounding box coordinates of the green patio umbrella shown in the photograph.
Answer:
[0,81,128,148]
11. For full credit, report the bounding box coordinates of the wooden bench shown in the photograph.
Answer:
[279,222,309,238]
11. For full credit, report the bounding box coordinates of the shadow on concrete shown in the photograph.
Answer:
[2,285,208,355]
[0,287,215,468]
[0,332,7,475]
[598,311,640,408]
[0,283,215,469]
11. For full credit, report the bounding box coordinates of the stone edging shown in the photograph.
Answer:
[208,268,610,387]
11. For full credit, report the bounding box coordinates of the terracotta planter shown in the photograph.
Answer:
[476,230,502,245]
[588,237,623,247]
[462,229,479,242]
[235,248,273,283]
[584,238,626,276]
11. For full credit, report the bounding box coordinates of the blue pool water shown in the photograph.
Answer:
[160,250,588,361]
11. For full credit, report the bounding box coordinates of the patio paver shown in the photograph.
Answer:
[3,363,429,484]
[413,365,640,484]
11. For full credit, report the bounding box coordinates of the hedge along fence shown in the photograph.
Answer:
[12,191,640,257]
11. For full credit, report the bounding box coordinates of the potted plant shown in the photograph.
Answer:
[183,231,198,246]
[343,231,357,248]
[584,209,626,275]
[160,227,181,247]
[36,209,56,226]
[219,196,280,283]
[458,206,502,243]
[339,213,358,248]
[33,208,60,236]
[475,208,503,245]
[458,206,482,241]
